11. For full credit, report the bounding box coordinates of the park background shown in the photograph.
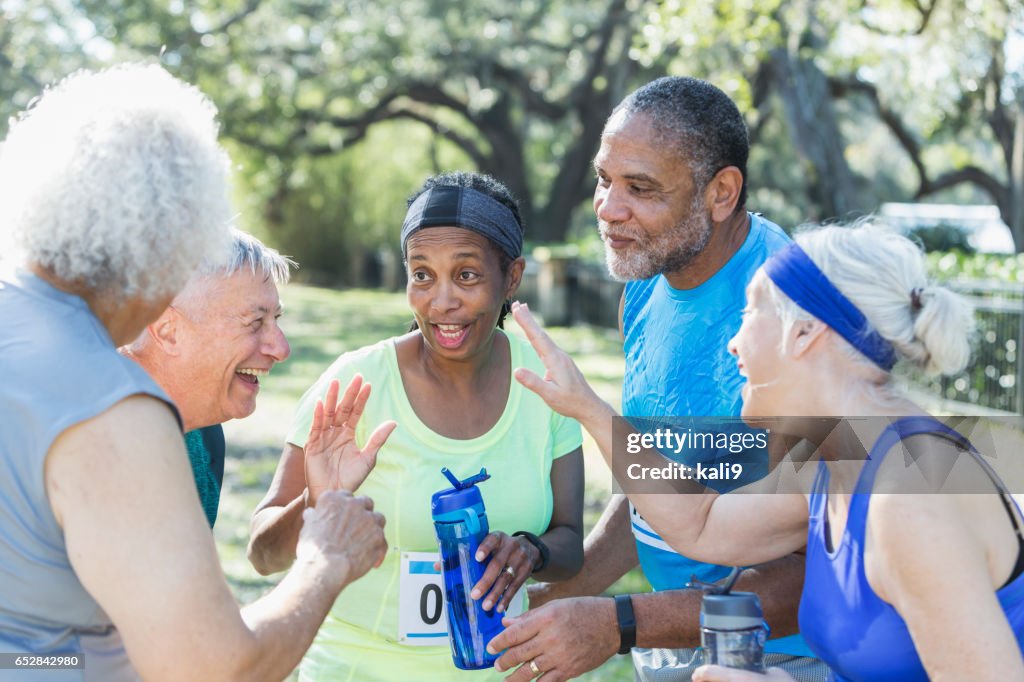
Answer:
[3,0,1024,678]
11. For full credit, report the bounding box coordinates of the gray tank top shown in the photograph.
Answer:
[0,269,179,681]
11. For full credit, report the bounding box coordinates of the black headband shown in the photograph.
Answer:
[400,186,522,259]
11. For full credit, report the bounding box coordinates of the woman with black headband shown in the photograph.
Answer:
[507,222,1024,681]
[248,171,585,681]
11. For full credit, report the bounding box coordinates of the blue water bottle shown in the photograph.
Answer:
[431,467,504,670]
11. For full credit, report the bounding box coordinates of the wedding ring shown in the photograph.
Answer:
[529,659,541,675]
[504,565,516,579]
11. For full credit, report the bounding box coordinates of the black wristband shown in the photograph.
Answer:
[512,531,549,572]
[614,594,637,655]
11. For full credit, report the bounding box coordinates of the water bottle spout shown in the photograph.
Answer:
[441,467,463,489]
[441,467,491,490]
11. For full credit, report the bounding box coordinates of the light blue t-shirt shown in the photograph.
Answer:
[622,214,811,655]
[0,268,178,681]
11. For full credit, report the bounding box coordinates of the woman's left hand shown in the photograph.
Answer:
[304,376,397,503]
[470,531,538,613]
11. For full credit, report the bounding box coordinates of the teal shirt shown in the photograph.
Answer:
[184,429,222,527]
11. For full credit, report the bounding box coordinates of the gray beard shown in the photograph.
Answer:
[602,197,714,282]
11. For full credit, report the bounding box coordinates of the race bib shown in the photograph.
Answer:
[398,552,448,646]
[398,551,527,646]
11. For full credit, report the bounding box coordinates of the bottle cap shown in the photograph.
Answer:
[431,467,490,518]
[700,592,764,631]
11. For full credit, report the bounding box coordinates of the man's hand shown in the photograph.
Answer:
[693,665,797,681]
[487,596,619,681]
[295,489,387,589]
[304,375,396,502]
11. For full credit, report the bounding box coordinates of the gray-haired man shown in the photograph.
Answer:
[125,229,294,526]
[488,77,824,682]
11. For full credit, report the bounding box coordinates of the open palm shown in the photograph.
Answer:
[304,375,397,504]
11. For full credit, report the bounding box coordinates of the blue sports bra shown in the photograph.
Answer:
[798,417,1024,681]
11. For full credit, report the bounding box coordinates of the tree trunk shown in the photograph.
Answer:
[769,46,862,221]
[477,94,535,234]
[1009,108,1024,254]
[534,87,615,243]
[534,7,639,244]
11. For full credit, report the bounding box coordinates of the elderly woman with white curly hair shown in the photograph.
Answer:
[509,222,1024,682]
[0,64,389,681]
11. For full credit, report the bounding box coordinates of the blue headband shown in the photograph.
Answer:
[763,243,897,371]
[401,186,523,260]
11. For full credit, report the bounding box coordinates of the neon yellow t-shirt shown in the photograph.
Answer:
[286,331,583,681]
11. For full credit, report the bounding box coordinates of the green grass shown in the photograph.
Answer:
[216,283,642,680]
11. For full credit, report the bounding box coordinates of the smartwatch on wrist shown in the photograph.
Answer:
[614,594,637,655]
[512,531,549,572]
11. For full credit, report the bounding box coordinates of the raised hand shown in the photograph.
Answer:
[304,375,397,504]
[511,302,605,422]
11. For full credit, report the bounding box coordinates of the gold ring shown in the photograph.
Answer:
[529,659,541,675]
[504,565,516,579]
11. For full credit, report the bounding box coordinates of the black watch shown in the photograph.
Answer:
[512,531,549,572]
[614,594,637,655]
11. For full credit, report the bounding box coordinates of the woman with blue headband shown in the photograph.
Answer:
[248,171,585,681]
[508,222,1024,681]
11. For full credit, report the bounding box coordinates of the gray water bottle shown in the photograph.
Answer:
[700,590,768,671]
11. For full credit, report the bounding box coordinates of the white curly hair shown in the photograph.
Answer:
[0,62,233,301]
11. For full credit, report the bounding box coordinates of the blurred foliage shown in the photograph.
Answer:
[637,0,1024,246]
[232,120,474,285]
[2,0,1024,282]
[908,223,976,254]
[2,0,654,249]
[928,250,1024,283]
